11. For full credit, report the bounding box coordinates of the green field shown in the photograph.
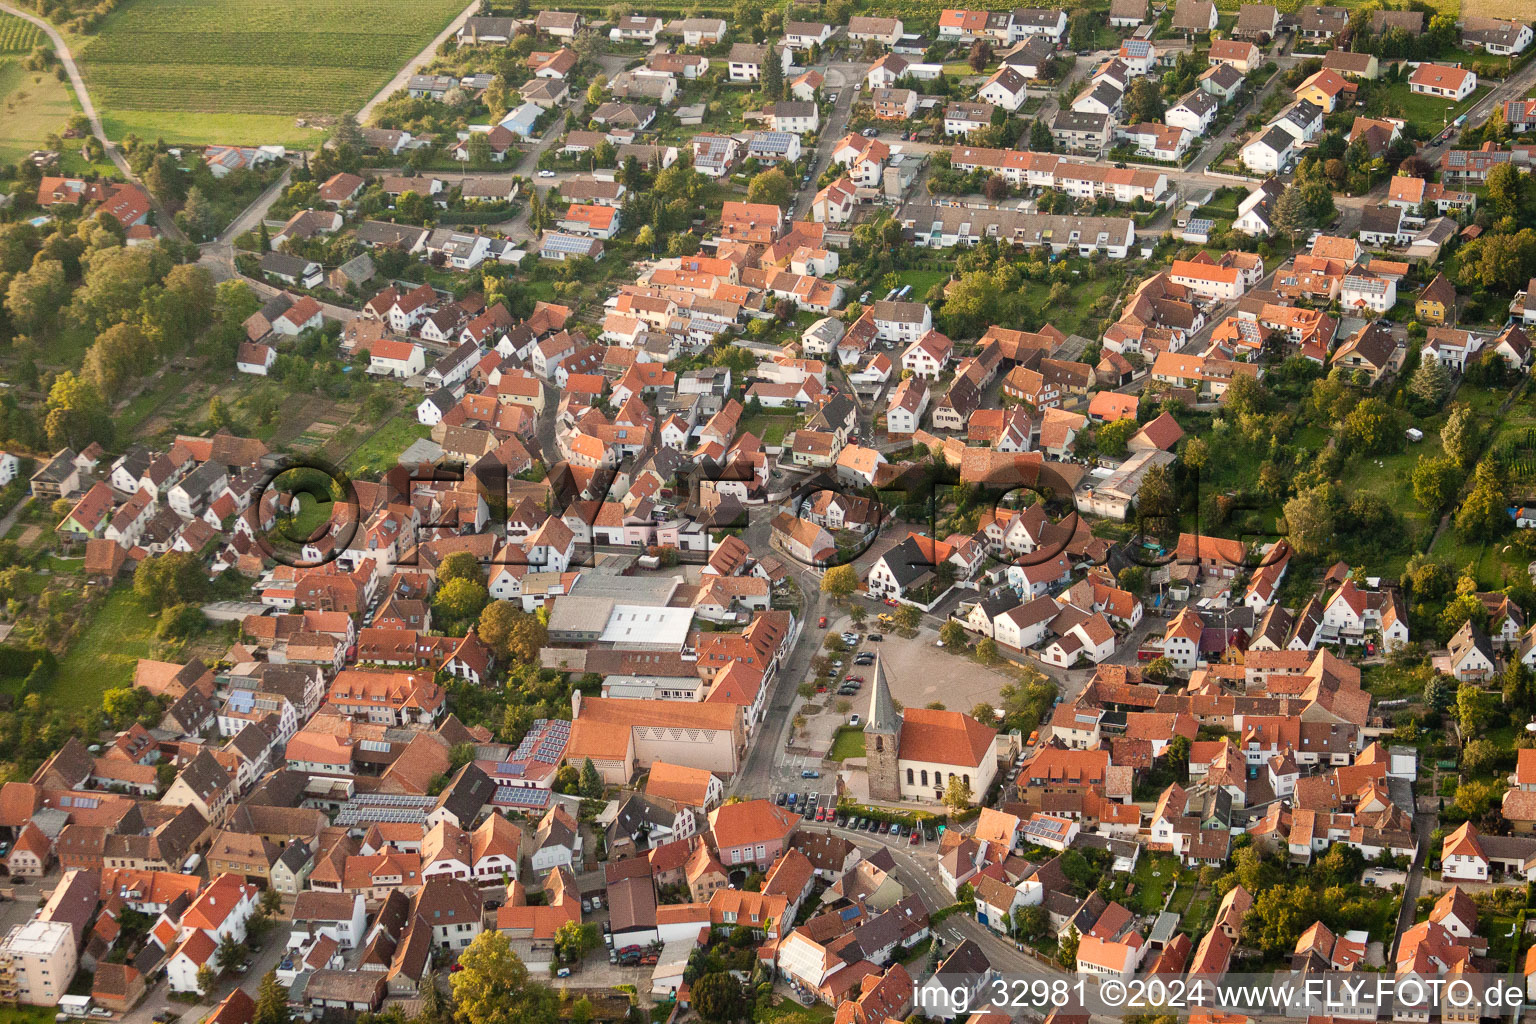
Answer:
[77,0,468,145]
[0,58,77,163]
[54,587,159,713]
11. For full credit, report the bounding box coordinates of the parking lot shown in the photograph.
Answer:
[860,617,1023,714]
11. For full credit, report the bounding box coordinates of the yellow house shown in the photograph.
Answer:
[1416,272,1457,325]
[1293,69,1352,113]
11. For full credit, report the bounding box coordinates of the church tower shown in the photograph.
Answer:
[864,655,903,802]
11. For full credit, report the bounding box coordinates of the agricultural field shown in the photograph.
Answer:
[0,12,42,52]
[75,0,468,146]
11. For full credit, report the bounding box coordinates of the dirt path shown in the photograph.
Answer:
[0,1,187,242]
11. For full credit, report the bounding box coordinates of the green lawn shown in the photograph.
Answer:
[0,58,79,164]
[1120,853,1186,916]
[342,415,430,477]
[54,587,159,713]
[76,0,469,145]
[741,410,799,447]
[894,270,949,302]
[828,726,865,761]
[1366,80,1490,138]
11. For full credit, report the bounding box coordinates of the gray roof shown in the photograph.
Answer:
[866,656,901,736]
[354,220,428,248]
[259,251,316,278]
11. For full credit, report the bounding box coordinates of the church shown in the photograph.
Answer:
[864,656,1002,804]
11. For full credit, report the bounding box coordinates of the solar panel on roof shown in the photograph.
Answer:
[494,786,551,809]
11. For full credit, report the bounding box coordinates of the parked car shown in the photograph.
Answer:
[867,633,883,641]
[801,769,820,778]
[818,616,828,627]
[909,829,921,845]
[849,714,861,727]
[776,792,787,805]
[539,169,556,178]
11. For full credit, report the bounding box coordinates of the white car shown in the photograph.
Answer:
[538,170,556,178]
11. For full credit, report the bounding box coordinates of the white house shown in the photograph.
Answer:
[1440,823,1489,882]
[368,340,426,379]
[872,300,932,343]
[1409,63,1476,101]
[978,67,1030,112]
[1165,91,1218,134]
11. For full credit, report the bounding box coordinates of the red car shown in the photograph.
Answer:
[909,830,920,845]
[816,806,827,821]
[845,675,863,683]
[818,616,828,627]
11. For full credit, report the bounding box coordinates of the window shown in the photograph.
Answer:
[920,770,928,786]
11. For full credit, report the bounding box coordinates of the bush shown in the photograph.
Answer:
[155,603,208,641]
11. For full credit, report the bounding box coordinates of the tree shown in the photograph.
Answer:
[1441,403,1477,468]
[1462,738,1500,775]
[943,773,973,812]
[553,920,599,963]
[1057,926,1079,968]
[579,758,603,797]
[196,964,217,1000]
[821,564,857,599]
[216,933,245,974]
[1486,162,1529,220]
[253,970,290,1024]
[1029,119,1053,152]
[746,168,792,208]
[1409,357,1451,407]
[692,971,748,1023]
[1245,884,1320,954]
[1096,417,1138,457]
[5,258,68,336]
[452,930,557,1024]
[1122,79,1165,125]
[586,76,607,106]
[181,186,216,240]
[479,600,547,663]
[1456,682,1495,736]
[133,551,205,612]
[439,550,487,587]
[968,39,993,71]
[435,577,490,626]
[760,42,785,101]
[1411,455,1459,513]
[939,621,967,649]
[895,604,921,631]
[1282,485,1337,556]
[1340,396,1399,454]
[1454,462,1507,541]
[975,637,998,664]
[1013,904,1047,942]
[1424,672,1455,711]
[1271,185,1310,242]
